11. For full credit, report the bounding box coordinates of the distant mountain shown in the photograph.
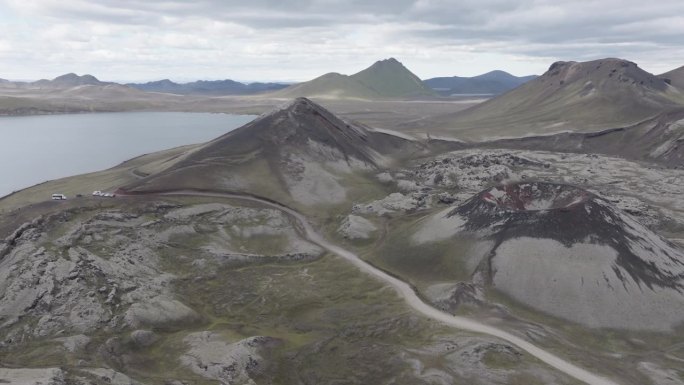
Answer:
[128,79,289,95]
[274,58,436,99]
[351,58,434,98]
[428,58,684,139]
[660,65,684,89]
[32,73,111,88]
[424,70,537,95]
[0,73,188,116]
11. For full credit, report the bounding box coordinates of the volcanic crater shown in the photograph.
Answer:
[480,182,590,212]
[437,181,684,330]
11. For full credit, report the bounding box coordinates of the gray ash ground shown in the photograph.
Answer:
[358,151,684,331]
[452,182,684,291]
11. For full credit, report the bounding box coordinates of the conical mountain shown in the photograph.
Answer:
[431,58,684,139]
[273,58,435,99]
[660,65,684,89]
[122,98,420,207]
[414,181,684,331]
[350,58,434,98]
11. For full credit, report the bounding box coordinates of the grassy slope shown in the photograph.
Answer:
[272,73,381,99]
[272,58,436,100]
[351,58,436,98]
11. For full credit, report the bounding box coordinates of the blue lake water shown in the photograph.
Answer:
[0,112,256,197]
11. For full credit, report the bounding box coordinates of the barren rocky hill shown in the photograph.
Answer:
[426,58,684,139]
[661,65,684,89]
[123,97,422,207]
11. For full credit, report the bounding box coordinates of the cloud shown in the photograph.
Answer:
[0,0,682,81]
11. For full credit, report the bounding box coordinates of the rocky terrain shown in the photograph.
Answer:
[331,147,684,383]
[0,195,578,385]
[431,181,684,330]
[1,75,684,384]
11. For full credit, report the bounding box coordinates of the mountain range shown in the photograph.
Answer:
[424,70,537,95]
[127,79,289,95]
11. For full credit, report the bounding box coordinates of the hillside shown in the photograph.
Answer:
[425,70,537,95]
[477,107,684,167]
[436,182,684,331]
[32,73,111,88]
[426,58,684,140]
[660,65,684,89]
[273,58,436,99]
[128,78,288,95]
[122,97,421,208]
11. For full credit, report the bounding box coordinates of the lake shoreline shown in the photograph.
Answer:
[0,112,256,197]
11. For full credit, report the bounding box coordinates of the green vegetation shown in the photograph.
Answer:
[275,58,436,100]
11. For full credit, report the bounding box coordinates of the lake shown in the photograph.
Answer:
[0,112,256,197]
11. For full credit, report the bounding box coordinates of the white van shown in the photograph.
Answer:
[51,194,67,200]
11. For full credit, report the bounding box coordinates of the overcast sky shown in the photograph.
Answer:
[0,0,683,82]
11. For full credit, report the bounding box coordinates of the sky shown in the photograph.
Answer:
[0,0,683,83]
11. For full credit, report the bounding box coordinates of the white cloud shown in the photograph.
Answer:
[0,0,682,81]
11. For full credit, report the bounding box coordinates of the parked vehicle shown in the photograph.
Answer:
[92,190,116,198]
[51,194,67,200]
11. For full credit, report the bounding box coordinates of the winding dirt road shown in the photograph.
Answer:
[141,189,620,385]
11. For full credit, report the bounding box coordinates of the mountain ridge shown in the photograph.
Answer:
[32,73,112,88]
[425,70,537,95]
[128,78,289,95]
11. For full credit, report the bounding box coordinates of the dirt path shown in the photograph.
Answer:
[130,189,620,385]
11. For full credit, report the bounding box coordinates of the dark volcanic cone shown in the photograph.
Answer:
[440,181,684,331]
[123,98,420,206]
